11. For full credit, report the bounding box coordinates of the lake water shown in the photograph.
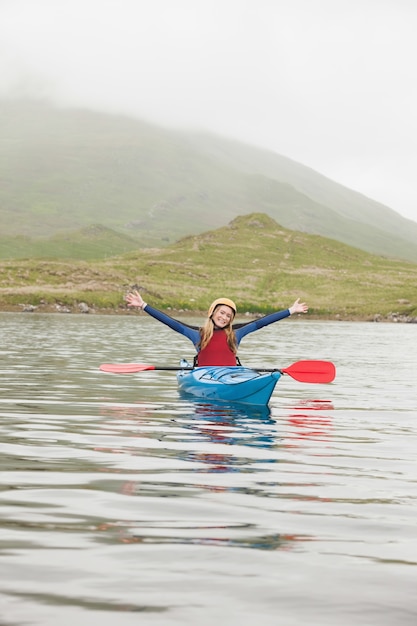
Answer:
[0,311,416,626]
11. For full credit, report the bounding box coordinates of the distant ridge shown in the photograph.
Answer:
[0,225,141,260]
[1,98,417,263]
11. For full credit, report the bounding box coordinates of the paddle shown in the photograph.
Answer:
[99,360,335,384]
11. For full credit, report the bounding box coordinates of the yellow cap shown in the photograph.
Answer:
[208,298,237,318]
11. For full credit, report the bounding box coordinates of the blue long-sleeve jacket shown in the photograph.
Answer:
[142,304,291,351]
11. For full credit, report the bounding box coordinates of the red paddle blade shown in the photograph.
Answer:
[281,360,335,383]
[99,363,155,374]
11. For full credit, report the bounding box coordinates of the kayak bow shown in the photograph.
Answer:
[177,365,282,405]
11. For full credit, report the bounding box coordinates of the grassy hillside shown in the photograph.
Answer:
[186,132,413,234]
[1,214,416,320]
[0,225,141,260]
[1,99,417,263]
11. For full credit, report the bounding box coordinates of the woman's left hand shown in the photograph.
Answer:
[125,290,145,309]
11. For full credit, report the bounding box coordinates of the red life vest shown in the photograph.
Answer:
[197,329,237,366]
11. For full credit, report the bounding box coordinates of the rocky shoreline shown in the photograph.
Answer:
[0,302,416,323]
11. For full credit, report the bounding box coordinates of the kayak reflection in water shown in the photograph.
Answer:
[125,290,308,367]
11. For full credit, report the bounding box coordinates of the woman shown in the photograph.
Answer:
[125,290,308,366]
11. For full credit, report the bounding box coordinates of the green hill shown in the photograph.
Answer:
[1,214,416,320]
[1,99,417,263]
[0,225,141,260]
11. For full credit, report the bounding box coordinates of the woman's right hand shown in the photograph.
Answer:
[125,289,146,309]
[289,298,308,315]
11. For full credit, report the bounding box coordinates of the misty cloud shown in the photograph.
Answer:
[1,0,416,223]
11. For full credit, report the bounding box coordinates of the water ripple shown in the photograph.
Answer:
[0,314,416,625]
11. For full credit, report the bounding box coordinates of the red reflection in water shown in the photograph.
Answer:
[284,398,334,445]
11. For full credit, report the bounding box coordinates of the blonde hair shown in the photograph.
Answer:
[199,306,237,353]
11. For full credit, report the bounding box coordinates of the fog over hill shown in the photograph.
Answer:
[1,100,417,263]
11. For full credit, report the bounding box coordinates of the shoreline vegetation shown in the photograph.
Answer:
[1,215,416,323]
[0,302,415,324]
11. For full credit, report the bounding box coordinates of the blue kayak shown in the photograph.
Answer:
[177,365,281,405]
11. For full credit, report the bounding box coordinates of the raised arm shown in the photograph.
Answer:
[234,297,308,342]
[125,289,200,346]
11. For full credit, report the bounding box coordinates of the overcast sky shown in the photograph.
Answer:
[1,0,416,223]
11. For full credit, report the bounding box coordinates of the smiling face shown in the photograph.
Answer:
[211,304,235,328]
